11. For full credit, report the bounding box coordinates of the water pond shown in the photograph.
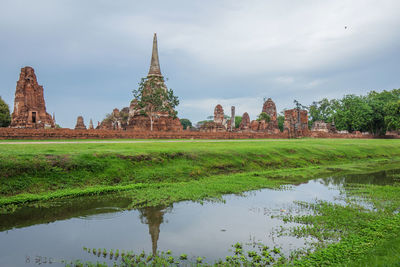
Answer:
[0,169,398,266]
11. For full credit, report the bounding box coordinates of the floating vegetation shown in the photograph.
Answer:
[76,243,286,266]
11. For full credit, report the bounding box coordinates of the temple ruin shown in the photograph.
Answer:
[284,108,309,137]
[74,116,87,130]
[6,37,319,139]
[88,119,94,130]
[99,107,129,130]
[10,66,55,128]
[200,104,228,132]
[239,112,251,131]
[249,98,280,133]
[126,33,182,131]
[311,120,336,133]
[262,98,279,131]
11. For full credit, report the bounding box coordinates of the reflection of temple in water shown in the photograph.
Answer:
[139,206,171,255]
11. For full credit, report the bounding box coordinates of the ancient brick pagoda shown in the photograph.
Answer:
[250,98,280,133]
[74,116,87,130]
[284,108,309,137]
[126,33,182,131]
[10,66,55,128]
[200,104,227,132]
[239,112,251,131]
[262,98,278,129]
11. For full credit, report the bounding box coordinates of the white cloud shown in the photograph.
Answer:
[275,76,294,85]
[306,79,325,88]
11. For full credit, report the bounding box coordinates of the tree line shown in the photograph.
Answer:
[308,89,400,135]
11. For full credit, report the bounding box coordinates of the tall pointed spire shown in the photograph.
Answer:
[148,33,162,76]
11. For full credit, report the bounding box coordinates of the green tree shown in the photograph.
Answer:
[366,90,400,135]
[195,120,213,128]
[132,77,179,131]
[384,100,400,131]
[234,116,242,128]
[257,112,270,122]
[277,114,285,132]
[308,98,335,123]
[0,96,11,127]
[334,95,373,133]
[180,118,192,130]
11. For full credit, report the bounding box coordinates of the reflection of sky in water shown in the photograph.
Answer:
[0,169,398,266]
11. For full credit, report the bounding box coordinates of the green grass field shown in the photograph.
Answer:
[1,138,400,266]
[1,138,399,203]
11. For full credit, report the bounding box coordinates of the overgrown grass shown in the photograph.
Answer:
[281,176,400,266]
[1,139,399,197]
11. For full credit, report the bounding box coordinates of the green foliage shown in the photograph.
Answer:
[334,94,373,132]
[384,100,400,131]
[102,108,130,126]
[132,76,179,131]
[293,99,307,110]
[195,120,213,128]
[309,98,335,123]
[366,90,400,135]
[234,116,242,128]
[0,96,11,127]
[285,182,400,266]
[256,112,270,122]
[277,114,284,132]
[309,89,400,135]
[1,139,400,212]
[179,118,192,129]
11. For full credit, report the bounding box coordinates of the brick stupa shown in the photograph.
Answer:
[74,116,87,130]
[127,33,182,131]
[10,66,55,128]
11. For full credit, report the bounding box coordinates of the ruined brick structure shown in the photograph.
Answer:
[250,98,280,133]
[214,104,225,124]
[311,120,336,133]
[239,112,251,131]
[127,33,182,131]
[88,119,94,130]
[284,109,309,137]
[74,116,86,130]
[10,66,55,128]
[99,107,129,130]
[230,106,235,131]
[250,119,270,132]
[0,128,290,139]
[200,104,227,132]
[262,98,279,131]
[1,128,394,140]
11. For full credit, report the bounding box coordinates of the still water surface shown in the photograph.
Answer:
[0,169,397,266]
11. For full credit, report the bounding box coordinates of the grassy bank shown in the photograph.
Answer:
[2,139,400,266]
[284,179,400,266]
[0,139,400,210]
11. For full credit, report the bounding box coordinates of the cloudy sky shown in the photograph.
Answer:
[0,0,399,128]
